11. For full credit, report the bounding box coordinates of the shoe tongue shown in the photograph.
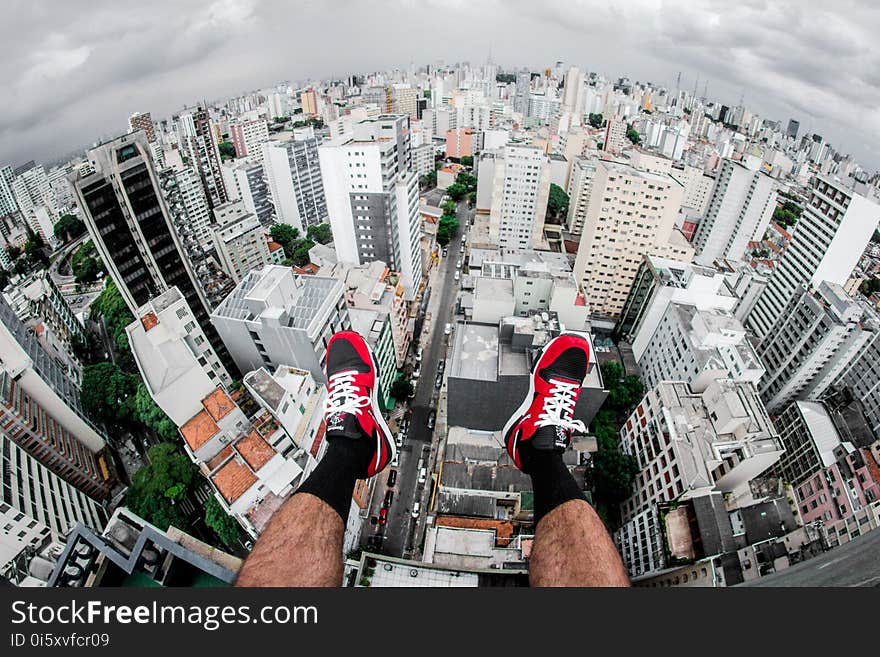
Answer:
[325,412,365,439]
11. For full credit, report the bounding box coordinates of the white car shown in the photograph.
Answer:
[395,433,404,448]
[418,467,427,484]
[411,502,421,519]
[444,323,453,335]
[391,452,400,467]
[416,346,423,361]
[456,259,462,269]
[454,271,460,281]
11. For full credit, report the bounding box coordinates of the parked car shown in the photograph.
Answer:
[460,242,465,253]
[435,372,443,389]
[378,508,388,525]
[396,432,404,448]
[412,364,421,379]
[391,451,400,467]
[427,410,436,429]
[456,259,462,269]
[454,271,460,281]
[416,346,423,361]
[444,323,453,335]
[411,502,421,519]
[383,490,394,508]
[442,247,448,257]
[437,359,446,374]
[387,470,397,487]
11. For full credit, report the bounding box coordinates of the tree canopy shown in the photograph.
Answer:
[390,378,414,401]
[306,223,333,245]
[81,362,139,424]
[436,213,460,246]
[218,141,236,160]
[53,214,86,243]
[205,497,243,549]
[71,240,102,284]
[460,155,474,167]
[547,183,569,219]
[92,280,134,355]
[445,183,467,201]
[772,200,803,228]
[455,171,477,191]
[626,127,641,145]
[125,443,198,532]
[588,113,605,129]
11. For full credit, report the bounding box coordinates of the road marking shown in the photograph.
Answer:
[817,556,847,570]
[848,575,880,587]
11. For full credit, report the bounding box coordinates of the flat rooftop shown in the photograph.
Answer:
[449,323,498,382]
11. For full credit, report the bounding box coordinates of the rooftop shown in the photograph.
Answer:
[203,388,236,423]
[236,430,275,471]
[180,410,219,452]
[211,458,258,504]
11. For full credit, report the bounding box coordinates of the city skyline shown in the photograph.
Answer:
[2,0,879,170]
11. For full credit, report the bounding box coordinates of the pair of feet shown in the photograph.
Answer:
[322,331,591,477]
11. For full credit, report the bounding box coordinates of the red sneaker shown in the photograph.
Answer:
[323,331,396,477]
[502,333,591,471]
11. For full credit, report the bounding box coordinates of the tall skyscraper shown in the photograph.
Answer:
[176,106,227,208]
[747,175,880,340]
[229,119,269,161]
[73,132,235,374]
[262,136,328,232]
[786,118,800,140]
[0,165,18,216]
[222,161,274,225]
[514,70,531,115]
[318,116,422,292]
[128,112,156,143]
[692,157,776,266]
[488,144,551,250]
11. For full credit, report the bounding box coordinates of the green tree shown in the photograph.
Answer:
[588,113,605,129]
[441,200,457,214]
[134,383,179,441]
[125,443,198,531]
[445,183,467,202]
[435,213,460,246]
[92,280,135,357]
[81,362,138,423]
[547,183,569,218]
[53,214,86,243]
[859,277,880,298]
[467,191,477,206]
[205,497,243,549]
[6,245,20,264]
[419,171,437,189]
[218,141,236,159]
[460,155,474,167]
[270,223,300,255]
[455,172,477,191]
[305,223,333,245]
[71,240,102,284]
[390,378,414,400]
[626,127,641,145]
[291,238,316,267]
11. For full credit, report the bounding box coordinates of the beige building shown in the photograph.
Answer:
[488,144,551,250]
[573,159,690,319]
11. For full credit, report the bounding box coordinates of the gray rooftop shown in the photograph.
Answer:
[449,323,499,381]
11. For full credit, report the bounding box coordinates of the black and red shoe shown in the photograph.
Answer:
[323,331,395,478]
[502,333,591,472]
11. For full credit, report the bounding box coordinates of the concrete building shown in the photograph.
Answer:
[572,159,691,320]
[0,165,20,216]
[348,307,395,410]
[229,119,269,160]
[126,287,233,426]
[318,116,422,293]
[748,175,880,340]
[445,129,475,159]
[446,313,606,432]
[210,265,350,383]
[262,136,328,232]
[674,164,715,215]
[603,118,628,154]
[692,158,777,266]
[831,310,880,439]
[412,143,435,178]
[221,160,274,225]
[487,144,551,250]
[757,282,875,413]
[211,201,272,283]
[639,302,765,392]
[162,165,213,250]
[566,156,597,235]
[616,255,739,361]
[618,379,784,528]
[75,132,233,370]
[175,106,227,208]
[8,270,86,357]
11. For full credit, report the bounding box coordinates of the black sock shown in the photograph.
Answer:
[525,450,586,524]
[296,438,373,523]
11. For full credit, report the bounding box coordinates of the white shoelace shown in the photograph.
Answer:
[324,370,370,417]
[535,378,586,434]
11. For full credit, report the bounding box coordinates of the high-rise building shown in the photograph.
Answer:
[262,136,328,232]
[211,265,350,383]
[211,201,272,283]
[757,282,875,413]
[128,112,156,143]
[74,132,234,373]
[603,119,628,154]
[513,70,531,115]
[572,159,691,320]
[176,107,227,208]
[692,158,776,266]
[0,165,18,216]
[786,119,800,140]
[162,166,213,249]
[229,119,269,161]
[488,144,551,250]
[562,66,584,114]
[747,175,880,340]
[221,161,273,225]
[566,156,597,235]
[674,164,715,215]
[300,88,318,115]
[318,116,421,292]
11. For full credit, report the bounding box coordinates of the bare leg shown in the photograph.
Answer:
[530,499,630,587]
[235,493,344,587]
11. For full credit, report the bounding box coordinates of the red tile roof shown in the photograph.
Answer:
[202,388,235,422]
[140,312,159,331]
[211,458,257,504]
[236,430,275,471]
[180,410,219,452]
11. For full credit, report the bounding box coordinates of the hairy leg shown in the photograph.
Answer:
[530,499,630,587]
[235,493,344,587]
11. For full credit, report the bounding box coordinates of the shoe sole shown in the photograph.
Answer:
[363,339,397,471]
[501,331,591,463]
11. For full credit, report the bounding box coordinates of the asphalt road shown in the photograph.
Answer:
[377,204,467,557]
[741,528,880,587]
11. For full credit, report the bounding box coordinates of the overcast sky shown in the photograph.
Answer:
[2,0,879,170]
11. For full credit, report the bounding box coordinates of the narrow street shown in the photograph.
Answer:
[364,197,471,557]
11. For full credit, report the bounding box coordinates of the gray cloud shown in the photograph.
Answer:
[1,0,878,170]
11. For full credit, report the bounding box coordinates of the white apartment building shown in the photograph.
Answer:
[692,157,777,267]
[572,159,690,320]
[165,166,214,250]
[603,119,628,154]
[211,202,272,283]
[210,265,350,383]
[757,282,876,413]
[618,379,783,527]
[488,144,551,250]
[230,119,269,161]
[318,116,422,293]
[674,164,715,215]
[747,175,880,340]
[566,156,597,235]
[221,160,273,224]
[262,136,328,233]
[639,302,765,392]
[126,287,233,426]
